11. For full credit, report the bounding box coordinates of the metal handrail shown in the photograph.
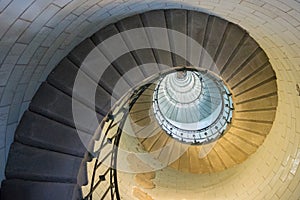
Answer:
[84,81,155,200]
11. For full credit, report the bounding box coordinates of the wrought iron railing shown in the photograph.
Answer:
[83,82,152,200]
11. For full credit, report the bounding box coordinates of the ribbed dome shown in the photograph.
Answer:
[153,69,233,144]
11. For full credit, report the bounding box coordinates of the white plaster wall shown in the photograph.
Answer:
[0,0,299,199]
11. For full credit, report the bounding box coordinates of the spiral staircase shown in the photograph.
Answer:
[0,9,277,200]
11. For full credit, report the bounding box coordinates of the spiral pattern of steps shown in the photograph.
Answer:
[128,78,273,174]
[1,9,277,200]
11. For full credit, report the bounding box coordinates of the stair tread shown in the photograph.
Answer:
[165,9,188,66]
[232,120,272,135]
[207,148,226,172]
[218,137,248,163]
[213,142,237,168]
[93,24,145,87]
[6,142,83,183]
[234,109,276,122]
[229,127,265,146]
[235,80,277,102]
[140,10,173,68]
[116,14,160,77]
[48,58,113,115]
[214,23,245,72]
[228,50,269,88]
[178,150,190,173]
[0,179,79,200]
[68,38,96,67]
[224,133,258,155]
[30,82,103,135]
[142,131,164,152]
[150,131,170,152]
[15,111,88,158]
[188,147,204,173]
[235,95,277,111]
[187,11,209,66]
[201,16,228,69]
[221,36,258,80]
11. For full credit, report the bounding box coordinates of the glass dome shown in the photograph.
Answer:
[153,69,233,145]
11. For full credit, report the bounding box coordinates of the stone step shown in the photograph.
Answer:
[206,148,226,172]
[213,22,245,74]
[190,148,212,174]
[116,14,160,77]
[142,131,164,152]
[48,57,113,116]
[223,133,258,155]
[165,9,188,67]
[229,126,265,146]
[235,94,277,111]
[148,131,170,152]
[200,15,228,70]
[235,80,277,102]
[213,142,236,168]
[132,94,153,104]
[77,159,88,187]
[6,142,83,183]
[232,64,276,96]
[68,38,96,67]
[130,110,152,126]
[140,10,173,68]
[188,147,205,173]
[232,120,273,135]
[217,137,248,163]
[90,25,133,98]
[154,137,175,166]
[30,82,103,136]
[91,24,145,88]
[178,149,190,173]
[234,110,276,122]
[227,50,269,88]
[130,102,152,113]
[134,120,161,139]
[15,111,88,158]
[221,36,259,80]
[0,179,80,200]
[187,11,209,66]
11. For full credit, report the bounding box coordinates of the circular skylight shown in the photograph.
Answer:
[153,69,233,145]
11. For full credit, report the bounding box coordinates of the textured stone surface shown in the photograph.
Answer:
[15,111,88,157]
[29,82,102,134]
[47,58,112,115]
[0,179,78,200]
[165,9,188,66]
[0,1,298,200]
[140,10,173,68]
[5,142,83,183]
[116,15,160,77]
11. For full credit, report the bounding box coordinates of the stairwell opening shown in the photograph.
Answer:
[152,68,233,145]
